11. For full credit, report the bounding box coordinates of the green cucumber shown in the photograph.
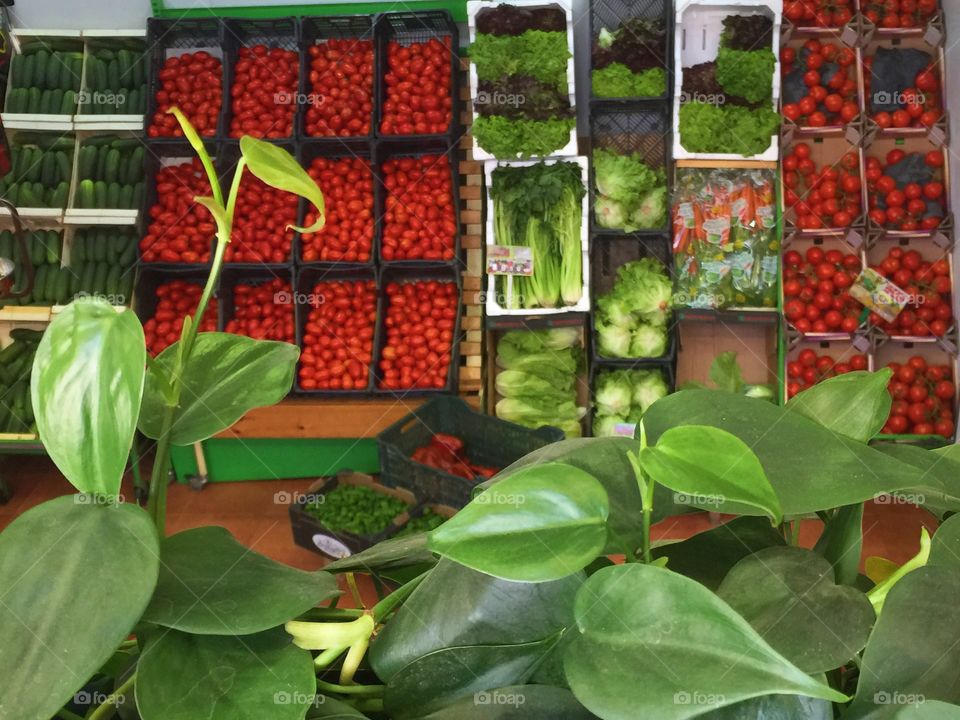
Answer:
[104,148,120,183]
[33,264,48,301]
[105,264,121,298]
[48,88,63,115]
[126,147,145,185]
[78,145,96,179]
[0,231,12,261]
[21,54,35,90]
[54,266,70,304]
[60,89,76,114]
[92,262,109,296]
[33,49,49,88]
[93,181,107,209]
[106,59,119,91]
[79,262,95,294]
[58,56,74,91]
[9,328,42,343]
[95,144,109,179]
[70,56,83,91]
[10,53,22,87]
[126,88,139,116]
[132,181,144,208]
[24,148,41,182]
[33,182,47,208]
[49,182,68,210]
[118,184,134,209]
[118,237,137,266]
[93,229,107,262]
[78,179,95,209]
[71,230,85,264]
[45,52,60,90]
[55,150,71,184]
[17,183,34,208]
[6,87,24,113]
[43,262,58,302]
[110,232,126,263]
[93,57,107,92]
[40,151,55,187]
[106,182,120,208]
[45,230,61,266]
[26,87,41,113]
[0,341,26,365]
[29,232,43,266]
[4,183,18,206]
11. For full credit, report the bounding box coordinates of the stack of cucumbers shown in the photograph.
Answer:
[0,329,43,435]
[82,46,147,115]
[0,137,73,209]
[68,226,137,305]
[0,228,68,306]
[74,138,144,210]
[5,46,82,115]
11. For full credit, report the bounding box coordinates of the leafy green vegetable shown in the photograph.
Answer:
[715,47,776,104]
[473,115,574,159]
[678,101,780,156]
[496,369,574,400]
[593,148,666,231]
[592,64,666,98]
[594,258,672,360]
[593,369,670,436]
[470,30,570,90]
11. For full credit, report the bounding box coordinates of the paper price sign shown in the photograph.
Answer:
[487,246,533,276]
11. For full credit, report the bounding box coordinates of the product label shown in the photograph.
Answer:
[849,267,909,322]
[487,245,533,276]
[703,217,731,246]
[678,202,695,228]
[756,205,775,229]
[312,533,352,559]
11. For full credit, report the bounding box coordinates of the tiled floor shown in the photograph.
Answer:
[0,455,939,573]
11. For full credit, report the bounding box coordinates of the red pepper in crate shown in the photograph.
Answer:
[229,46,298,138]
[380,38,453,136]
[148,52,222,138]
[225,278,295,343]
[300,157,374,263]
[140,159,215,264]
[381,155,456,262]
[409,433,499,481]
[143,280,218,356]
[305,39,374,137]
[225,168,298,264]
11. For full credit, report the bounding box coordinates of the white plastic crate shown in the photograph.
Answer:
[74,29,147,132]
[672,0,782,162]
[63,131,141,225]
[1,29,83,132]
[484,156,590,316]
[466,0,577,161]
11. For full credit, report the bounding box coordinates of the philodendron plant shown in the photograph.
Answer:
[3,113,960,720]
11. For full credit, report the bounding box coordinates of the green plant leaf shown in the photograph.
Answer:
[0,496,159,720]
[563,564,848,719]
[141,526,339,634]
[640,425,782,523]
[786,370,893,443]
[167,107,221,204]
[385,638,561,719]
[929,514,960,570]
[484,437,692,555]
[370,559,582,681]
[851,566,960,715]
[643,390,923,515]
[32,300,145,495]
[139,332,298,445]
[716,547,875,673]
[873,443,960,519]
[417,685,594,719]
[325,533,435,574]
[651,516,786,590]
[240,136,325,233]
[136,627,315,720]
[710,351,745,393]
[428,462,609,582]
[307,696,370,718]
[697,694,832,719]
[813,503,864,586]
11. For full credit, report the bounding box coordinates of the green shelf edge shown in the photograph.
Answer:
[152,1,469,23]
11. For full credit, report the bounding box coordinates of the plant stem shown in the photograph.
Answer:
[372,571,427,623]
[627,424,655,564]
[88,673,135,720]
[345,573,364,609]
[315,680,385,697]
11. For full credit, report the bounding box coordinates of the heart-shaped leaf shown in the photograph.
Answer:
[325,533,435,574]
[813,503,864,586]
[640,425,782,523]
[651,516,785,590]
[240,136,325,233]
[0,496,159,720]
[930,514,960,570]
[785,370,892,443]
[141,526,339,634]
[697,694,832,719]
[563,564,848,720]
[136,627,315,720]
[33,300,145,495]
[139,332,298,445]
[873,443,960,519]
[417,685,595,719]
[428,462,609,582]
[716,547,875,673]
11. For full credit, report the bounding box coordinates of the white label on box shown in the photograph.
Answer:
[487,245,533,276]
[312,534,351,558]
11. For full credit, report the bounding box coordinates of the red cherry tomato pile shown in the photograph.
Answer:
[226,170,298,264]
[784,0,855,27]
[305,39,374,137]
[865,60,941,129]
[140,159,215,264]
[862,0,939,29]
[378,279,457,390]
[225,278,295,343]
[382,155,456,262]
[786,348,868,398]
[783,144,862,230]
[781,41,859,127]
[229,45,298,138]
[298,279,377,391]
[783,247,864,334]
[148,51,222,138]
[868,246,953,337]
[143,280,218,356]
[380,38,453,136]
[300,156,374,263]
[882,356,955,437]
[865,149,945,231]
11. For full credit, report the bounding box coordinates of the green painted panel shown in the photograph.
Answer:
[153,2,469,22]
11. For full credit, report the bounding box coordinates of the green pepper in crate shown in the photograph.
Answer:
[395,508,447,537]
[303,484,409,537]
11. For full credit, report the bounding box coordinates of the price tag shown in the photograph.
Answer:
[487,246,533,276]
[849,267,910,322]
[613,423,637,439]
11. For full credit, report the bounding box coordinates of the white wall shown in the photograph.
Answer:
[8,0,152,30]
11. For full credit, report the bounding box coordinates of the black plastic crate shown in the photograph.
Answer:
[145,18,226,141]
[589,105,671,237]
[375,139,461,268]
[372,265,462,398]
[374,10,460,142]
[289,471,417,558]
[140,139,218,269]
[293,264,381,396]
[216,139,299,267]
[589,0,672,106]
[221,18,301,141]
[589,235,677,366]
[295,139,378,267]
[587,361,676,438]
[377,395,564,507]
[300,16,377,141]
[218,265,296,341]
